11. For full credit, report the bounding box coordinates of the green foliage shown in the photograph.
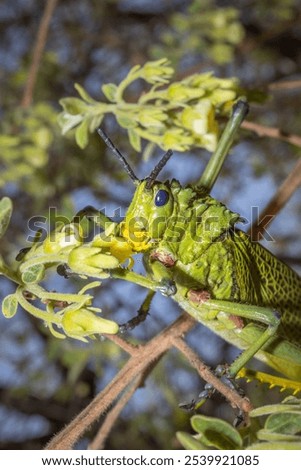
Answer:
[0,197,13,240]
[0,194,129,341]
[2,293,18,318]
[59,59,241,152]
[0,103,55,189]
[248,0,298,24]
[3,68,237,341]
[177,397,301,450]
[151,0,245,65]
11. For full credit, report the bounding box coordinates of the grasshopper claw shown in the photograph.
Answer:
[157,279,177,296]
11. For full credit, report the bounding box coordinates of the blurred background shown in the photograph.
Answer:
[1,0,301,449]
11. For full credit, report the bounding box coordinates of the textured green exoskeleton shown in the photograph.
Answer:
[98,100,301,388]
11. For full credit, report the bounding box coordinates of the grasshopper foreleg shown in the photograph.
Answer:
[119,290,156,333]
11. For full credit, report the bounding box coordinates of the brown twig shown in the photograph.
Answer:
[46,313,254,450]
[89,373,144,450]
[104,332,138,356]
[45,314,195,450]
[21,0,59,108]
[171,337,252,414]
[241,120,301,148]
[249,156,301,241]
[240,107,301,240]
[268,79,301,91]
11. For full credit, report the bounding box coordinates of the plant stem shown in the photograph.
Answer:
[198,98,249,192]
[0,263,21,285]
[112,268,158,291]
[45,312,253,450]
[21,0,59,108]
[241,120,301,148]
[89,373,144,449]
[19,253,68,273]
[249,155,301,241]
[45,314,195,450]
[16,287,59,324]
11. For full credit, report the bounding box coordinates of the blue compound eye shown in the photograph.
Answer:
[154,189,169,207]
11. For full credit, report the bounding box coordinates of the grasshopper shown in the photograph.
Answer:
[87,100,301,397]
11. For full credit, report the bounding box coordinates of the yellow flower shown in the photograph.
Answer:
[138,109,167,129]
[68,245,120,278]
[178,99,219,151]
[140,58,174,84]
[62,307,119,341]
[43,223,83,254]
[161,128,194,151]
[167,82,206,101]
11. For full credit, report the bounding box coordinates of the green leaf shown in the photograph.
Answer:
[2,294,18,318]
[265,412,301,435]
[250,402,301,417]
[0,135,20,147]
[59,97,88,115]
[128,128,141,152]
[257,430,301,442]
[116,113,137,129]
[176,431,209,450]
[247,441,301,450]
[0,197,13,239]
[21,264,45,284]
[191,415,243,450]
[57,112,83,134]
[74,83,97,104]
[88,114,104,132]
[75,118,89,149]
[102,83,118,102]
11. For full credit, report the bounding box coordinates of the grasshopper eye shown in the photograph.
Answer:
[155,189,169,207]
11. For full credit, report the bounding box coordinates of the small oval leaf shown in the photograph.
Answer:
[75,119,89,149]
[74,83,97,104]
[57,111,83,134]
[59,97,88,115]
[21,264,45,284]
[116,113,137,129]
[2,294,18,318]
[128,128,141,152]
[176,431,209,450]
[247,441,301,450]
[0,197,13,239]
[265,412,301,435]
[102,83,118,102]
[191,415,243,450]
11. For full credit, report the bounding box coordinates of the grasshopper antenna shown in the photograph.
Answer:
[97,127,139,186]
[145,149,173,190]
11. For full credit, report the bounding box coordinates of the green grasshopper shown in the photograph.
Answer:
[89,100,301,398]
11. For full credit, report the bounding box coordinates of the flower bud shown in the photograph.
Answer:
[140,58,173,84]
[62,308,119,340]
[43,223,83,254]
[161,128,193,151]
[68,245,120,277]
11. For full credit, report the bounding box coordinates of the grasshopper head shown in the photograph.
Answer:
[96,128,175,253]
[121,147,176,252]
[121,179,177,252]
